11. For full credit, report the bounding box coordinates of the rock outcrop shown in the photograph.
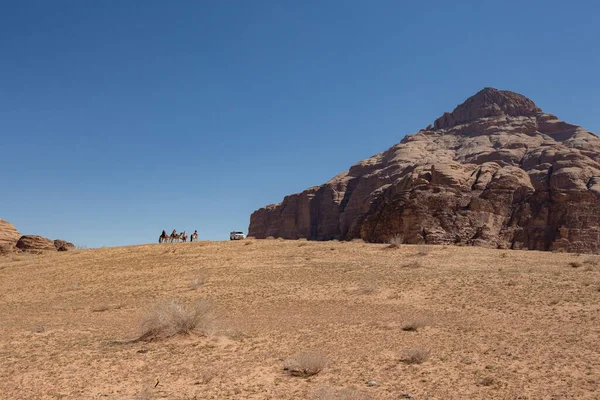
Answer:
[249,88,600,253]
[16,235,58,253]
[54,239,75,251]
[0,218,76,254]
[0,219,21,246]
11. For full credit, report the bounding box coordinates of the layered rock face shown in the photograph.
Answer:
[16,235,58,253]
[249,88,600,253]
[0,219,21,246]
[0,218,75,254]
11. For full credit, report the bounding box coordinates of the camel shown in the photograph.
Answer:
[158,229,191,243]
[158,230,168,243]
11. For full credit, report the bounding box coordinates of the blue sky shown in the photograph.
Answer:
[1,1,599,248]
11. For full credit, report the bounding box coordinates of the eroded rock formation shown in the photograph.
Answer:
[16,235,57,253]
[54,239,75,252]
[0,219,21,247]
[249,88,600,253]
[0,218,75,254]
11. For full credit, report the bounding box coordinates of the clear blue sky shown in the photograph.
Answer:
[1,1,599,248]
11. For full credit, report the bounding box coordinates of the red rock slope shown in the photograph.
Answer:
[249,88,600,253]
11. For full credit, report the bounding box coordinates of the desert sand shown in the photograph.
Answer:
[1,239,599,399]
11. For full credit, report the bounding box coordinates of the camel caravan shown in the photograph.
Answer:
[159,229,198,243]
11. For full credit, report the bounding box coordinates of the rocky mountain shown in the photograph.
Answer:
[249,88,600,253]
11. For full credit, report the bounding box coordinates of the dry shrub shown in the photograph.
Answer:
[548,298,560,306]
[137,299,215,341]
[223,329,248,341]
[189,273,210,290]
[52,303,68,311]
[402,261,423,269]
[500,252,508,259]
[355,283,377,295]
[569,261,582,268]
[311,386,366,400]
[584,256,599,265]
[244,241,253,246]
[133,387,155,400]
[478,376,495,386]
[93,303,126,312]
[400,348,429,364]
[583,256,598,271]
[195,368,217,385]
[401,317,428,332]
[284,351,328,377]
[417,245,430,256]
[387,234,404,245]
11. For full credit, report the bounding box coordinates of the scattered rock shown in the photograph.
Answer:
[54,239,75,251]
[367,380,377,386]
[249,88,600,254]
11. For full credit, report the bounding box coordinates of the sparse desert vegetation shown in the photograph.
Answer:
[137,299,215,341]
[284,351,328,377]
[188,272,209,290]
[401,317,428,332]
[0,240,599,399]
[399,348,429,364]
[311,385,368,400]
[386,234,404,249]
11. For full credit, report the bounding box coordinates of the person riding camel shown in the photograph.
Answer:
[191,230,198,242]
[159,230,168,243]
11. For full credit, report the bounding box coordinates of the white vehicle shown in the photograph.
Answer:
[230,231,246,240]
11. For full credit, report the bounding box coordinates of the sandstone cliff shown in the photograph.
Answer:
[249,88,600,253]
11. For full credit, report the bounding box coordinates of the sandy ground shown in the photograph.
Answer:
[0,239,599,399]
